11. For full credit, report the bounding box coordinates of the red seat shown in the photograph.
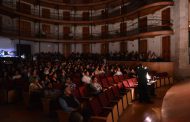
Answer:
[117,82,132,104]
[127,79,138,100]
[79,85,91,98]
[89,97,113,122]
[127,79,136,88]
[113,76,120,84]
[107,76,114,86]
[118,75,125,82]
[101,78,110,89]
[122,80,130,88]
[98,92,119,122]
[105,88,123,116]
[112,86,128,109]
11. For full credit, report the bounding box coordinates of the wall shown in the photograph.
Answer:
[0,36,63,54]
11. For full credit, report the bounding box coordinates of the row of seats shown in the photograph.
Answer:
[56,72,174,122]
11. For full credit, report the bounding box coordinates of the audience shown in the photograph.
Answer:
[89,76,103,95]
[81,71,91,84]
[0,51,163,121]
[59,85,80,112]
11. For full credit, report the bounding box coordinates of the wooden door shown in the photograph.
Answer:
[63,43,71,57]
[120,22,127,35]
[63,11,70,20]
[139,17,147,32]
[162,8,170,26]
[18,20,31,36]
[83,12,89,20]
[139,40,147,54]
[42,8,50,18]
[63,27,70,39]
[120,41,127,53]
[82,27,90,53]
[42,24,50,38]
[162,36,171,61]
[101,43,109,54]
[101,25,108,38]
[17,2,31,14]
[83,27,89,39]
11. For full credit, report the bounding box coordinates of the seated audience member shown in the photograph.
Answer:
[89,76,102,95]
[114,67,123,76]
[94,67,100,75]
[59,85,80,112]
[98,66,105,74]
[65,77,76,91]
[12,70,22,80]
[29,78,43,92]
[44,82,57,96]
[29,70,39,83]
[81,71,91,84]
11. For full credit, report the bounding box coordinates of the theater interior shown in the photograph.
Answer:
[0,0,190,122]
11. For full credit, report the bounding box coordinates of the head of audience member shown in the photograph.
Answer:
[66,77,72,84]
[84,71,89,76]
[63,85,72,96]
[91,76,98,83]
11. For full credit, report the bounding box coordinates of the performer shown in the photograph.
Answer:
[136,64,151,103]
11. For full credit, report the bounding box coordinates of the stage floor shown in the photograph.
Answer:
[161,79,190,122]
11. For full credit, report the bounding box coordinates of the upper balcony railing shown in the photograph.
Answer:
[1,0,174,24]
[0,18,173,42]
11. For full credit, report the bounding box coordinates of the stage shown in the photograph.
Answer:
[161,79,190,122]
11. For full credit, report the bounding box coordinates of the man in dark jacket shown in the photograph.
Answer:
[136,64,151,103]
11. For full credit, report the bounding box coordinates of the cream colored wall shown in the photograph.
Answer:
[127,40,139,52]
[91,43,101,53]
[71,44,82,53]
[109,42,120,53]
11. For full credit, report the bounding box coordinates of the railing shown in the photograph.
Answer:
[1,0,174,22]
[0,19,173,42]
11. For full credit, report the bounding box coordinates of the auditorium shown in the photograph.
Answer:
[0,0,190,122]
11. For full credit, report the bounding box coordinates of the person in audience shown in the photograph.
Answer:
[81,71,91,84]
[65,77,76,91]
[89,76,102,95]
[114,67,123,76]
[12,70,22,80]
[29,70,39,83]
[59,85,81,112]
[29,77,43,92]
[98,66,105,74]
[94,67,100,75]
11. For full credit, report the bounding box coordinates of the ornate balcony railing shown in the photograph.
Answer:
[0,18,173,42]
[1,0,174,23]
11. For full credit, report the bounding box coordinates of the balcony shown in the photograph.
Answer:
[0,0,174,25]
[0,18,173,43]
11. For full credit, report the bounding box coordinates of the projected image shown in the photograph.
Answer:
[0,48,17,57]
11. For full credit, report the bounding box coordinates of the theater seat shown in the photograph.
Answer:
[127,78,138,100]
[113,76,120,84]
[101,78,111,90]
[111,86,128,110]
[119,82,132,104]
[98,92,119,122]
[89,97,113,122]
[105,88,123,116]
[107,76,115,86]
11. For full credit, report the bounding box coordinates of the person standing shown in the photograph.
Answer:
[136,65,151,103]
